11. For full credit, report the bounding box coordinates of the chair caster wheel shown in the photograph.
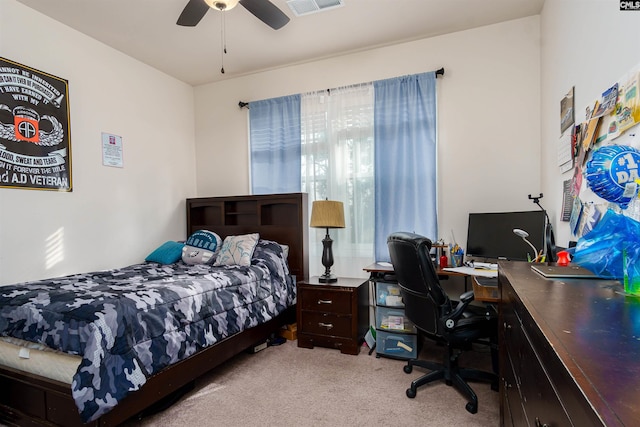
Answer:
[465,402,477,414]
[406,388,416,398]
[403,365,413,374]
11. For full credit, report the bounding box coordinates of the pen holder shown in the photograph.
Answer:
[452,253,463,268]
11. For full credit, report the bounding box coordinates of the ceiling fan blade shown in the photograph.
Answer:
[240,0,290,30]
[177,0,210,26]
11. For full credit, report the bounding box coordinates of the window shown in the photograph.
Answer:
[249,71,438,275]
[301,85,375,277]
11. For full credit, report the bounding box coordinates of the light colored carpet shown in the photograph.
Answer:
[127,337,499,427]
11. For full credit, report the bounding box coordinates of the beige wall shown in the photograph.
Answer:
[0,1,197,285]
[540,0,640,246]
[194,16,542,274]
[0,2,543,285]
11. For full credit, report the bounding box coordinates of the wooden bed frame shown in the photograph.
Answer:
[0,192,308,426]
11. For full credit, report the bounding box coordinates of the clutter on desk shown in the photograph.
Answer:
[449,230,464,268]
[570,209,640,296]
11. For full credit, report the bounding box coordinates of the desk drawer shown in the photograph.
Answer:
[299,311,352,338]
[299,288,352,314]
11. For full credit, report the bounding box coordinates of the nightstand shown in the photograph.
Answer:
[297,277,369,355]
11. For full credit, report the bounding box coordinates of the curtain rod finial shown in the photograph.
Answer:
[238,101,249,109]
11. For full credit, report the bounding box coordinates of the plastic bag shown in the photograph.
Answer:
[570,210,640,288]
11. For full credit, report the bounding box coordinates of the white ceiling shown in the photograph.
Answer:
[16,0,545,87]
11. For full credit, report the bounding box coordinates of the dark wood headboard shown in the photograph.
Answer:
[186,192,309,281]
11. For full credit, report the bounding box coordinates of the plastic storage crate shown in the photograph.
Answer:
[375,306,416,334]
[375,281,404,307]
[377,330,418,359]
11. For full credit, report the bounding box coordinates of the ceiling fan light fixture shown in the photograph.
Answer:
[204,0,241,11]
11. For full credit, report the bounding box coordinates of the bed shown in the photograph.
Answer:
[0,192,309,426]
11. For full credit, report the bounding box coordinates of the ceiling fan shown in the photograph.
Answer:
[177,0,290,30]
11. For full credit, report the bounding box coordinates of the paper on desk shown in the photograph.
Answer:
[443,266,497,278]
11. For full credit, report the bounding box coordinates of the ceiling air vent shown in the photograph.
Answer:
[286,0,344,16]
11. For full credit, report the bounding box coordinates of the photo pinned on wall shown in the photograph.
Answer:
[581,112,602,158]
[592,83,618,119]
[569,196,584,236]
[571,163,583,196]
[0,56,72,191]
[560,86,575,135]
[607,72,640,140]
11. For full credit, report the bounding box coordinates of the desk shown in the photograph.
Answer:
[364,263,496,303]
[499,261,639,426]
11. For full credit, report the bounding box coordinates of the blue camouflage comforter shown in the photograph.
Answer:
[0,239,295,423]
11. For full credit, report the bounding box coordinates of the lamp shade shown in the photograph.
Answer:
[310,200,345,229]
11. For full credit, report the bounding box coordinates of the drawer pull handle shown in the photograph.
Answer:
[318,299,333,305]
[318,322,334,330]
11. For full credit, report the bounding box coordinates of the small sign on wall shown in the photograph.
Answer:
[101,132,123,167]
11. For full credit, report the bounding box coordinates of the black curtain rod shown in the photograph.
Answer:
[238,67,445,109]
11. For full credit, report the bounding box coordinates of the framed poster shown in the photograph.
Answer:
[0,57,72,191]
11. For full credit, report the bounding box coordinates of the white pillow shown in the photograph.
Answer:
[214,233,260,267]
[182,230,222,265]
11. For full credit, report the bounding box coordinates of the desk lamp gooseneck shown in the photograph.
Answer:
[513,228,540,262]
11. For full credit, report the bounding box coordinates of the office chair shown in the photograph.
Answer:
[387,231,498,414]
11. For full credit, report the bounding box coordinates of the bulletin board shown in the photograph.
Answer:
[560,62,640,238]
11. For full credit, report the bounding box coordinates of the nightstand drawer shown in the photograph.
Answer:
[300,312,352,338]
[299,288,352,314]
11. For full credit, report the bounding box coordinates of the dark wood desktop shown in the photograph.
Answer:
[498,261,640,426]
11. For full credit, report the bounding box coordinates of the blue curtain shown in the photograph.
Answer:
[250,95,302,194]
[373,72,438,262]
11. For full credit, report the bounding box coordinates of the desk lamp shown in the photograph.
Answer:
[310,199,345,283]
[513,228,540,262]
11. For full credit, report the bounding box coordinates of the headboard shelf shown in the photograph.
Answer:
[186,193,309,280]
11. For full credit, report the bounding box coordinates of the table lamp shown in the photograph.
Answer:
[310,199,345,283]
[513,228,540,262]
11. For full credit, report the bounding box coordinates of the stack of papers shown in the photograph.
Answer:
[443,265,497,278]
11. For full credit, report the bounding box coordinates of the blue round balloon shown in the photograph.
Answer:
[585,144,640,209]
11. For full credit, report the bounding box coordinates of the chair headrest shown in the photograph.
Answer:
[387,231,449,305]
[387,232,433,251]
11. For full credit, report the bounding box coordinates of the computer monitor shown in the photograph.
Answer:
[466,210,546,261]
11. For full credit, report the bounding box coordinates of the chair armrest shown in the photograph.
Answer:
[442,290,476,330]
[459,290,475,304]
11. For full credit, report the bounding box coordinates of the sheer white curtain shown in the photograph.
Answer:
[301,84,375,278]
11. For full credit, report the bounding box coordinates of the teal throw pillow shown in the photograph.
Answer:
[145,241,185,264]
